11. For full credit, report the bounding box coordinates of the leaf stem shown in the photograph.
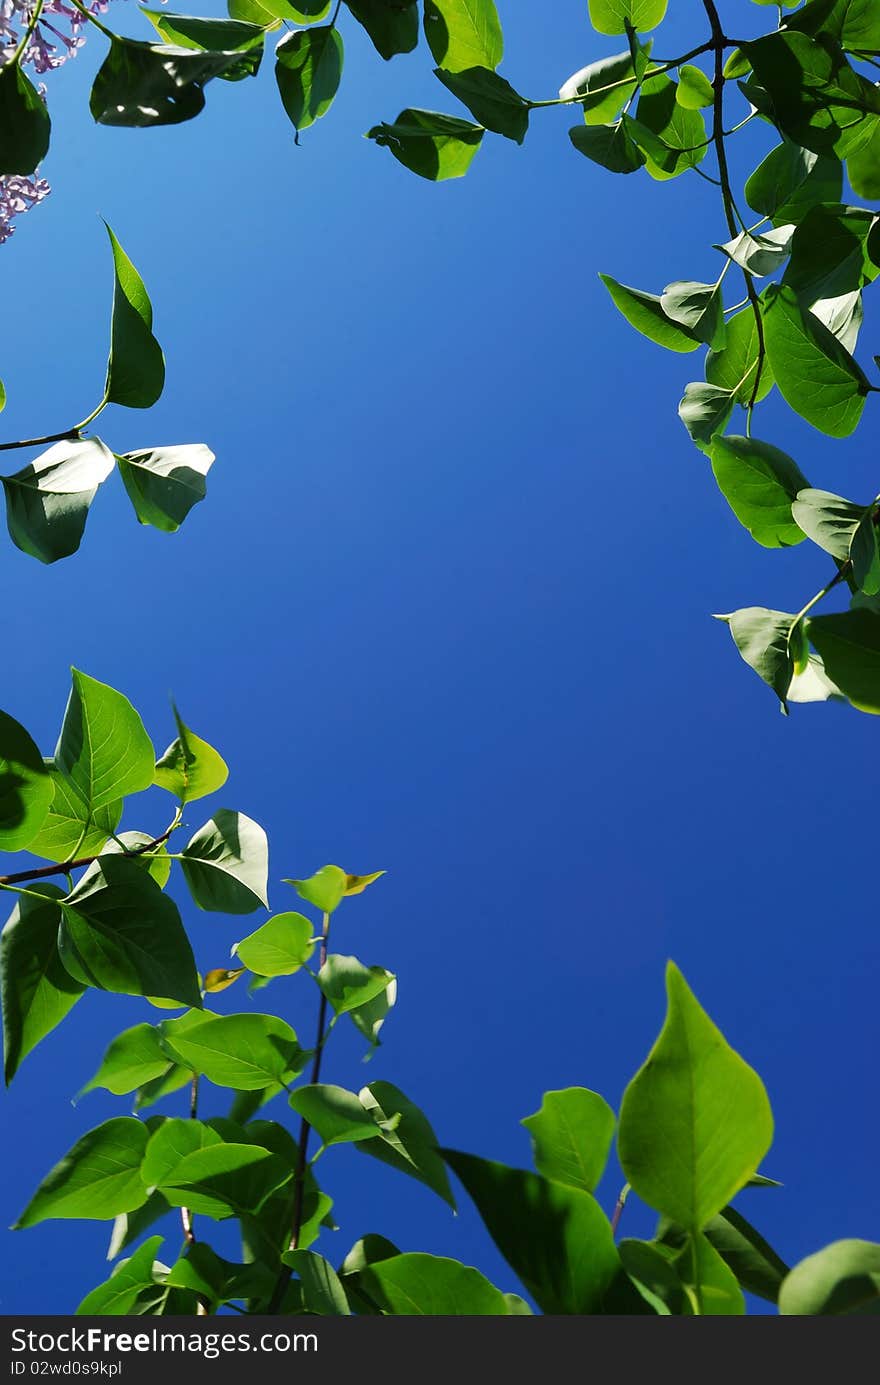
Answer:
[0,428,80,454]
[610,1182,631,1238]
[11,0,45,66]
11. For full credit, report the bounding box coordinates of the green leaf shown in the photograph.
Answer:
[0,710,52,851]
[107,1192,170,1259]
[286,863,347,913]
[435,67,528,143]
[140,1115,221,1187]
[77,1236,165,1316]
[14,1118,150,1227]
[159,1011,306,1089]
[784,205,878,301]
[154,704,228,804]
[676,64,714,109]
[763,283,870,437]
[718,607,798,711]
[317,953,395,1014]
[282,1250,350,1314]
[103,831,172,889]
[618,1239,684,1315]
[661,281,725,348]
[745,31,879,159]
[745,142,842,226]
[359,1252,510,1314]
[289,1084,385,1147]
[134,1065,191,1111]
[705,302,775,405]
[233,912,314,976]
[116,443,214,532]
[2,437,115,565]
[559,44,650,126]
[569,120,645,173]
[82,1023,171,1096]
[628,74,707,179]
[521,1088,615,1193]
[658,1205,790,1303]
[587,0,667,37]
[275,25,343,132]
[443,1150,641,1312]
[349,975,397,1048]
[345,0,418,60]
[618,962,774,1230]
[677,1232,746,1315]
[779,1240,880,1315]
[141,10,266,76]
[358,1081,455,1208]
[151,1140,291,1219]
[25,765,121,863]
[0,61,51,176]
[91,37,251,127]
[715,225,794,277]
[366,108,482,180]
[598,274,701,353]
[791,489,880,593]
[103,225,165,410]
[181,809,269,913]
[710,435,810,548]
[806,609,880,713]
[678,382,735,453]
[423,0,502,73]
[787,653,847,705]
[163,1243,274,1309]
[59,856,202,1008]
[1,884,85,1085]
[848,121,880,197]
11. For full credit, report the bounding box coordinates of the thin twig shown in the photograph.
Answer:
[0,824,176,889]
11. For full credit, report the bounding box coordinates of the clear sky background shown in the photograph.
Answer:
[0,0,877,1315]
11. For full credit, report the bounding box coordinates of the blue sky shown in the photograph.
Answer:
[0,0,877,1314]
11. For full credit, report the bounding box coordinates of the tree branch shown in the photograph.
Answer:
[0,825,176,889]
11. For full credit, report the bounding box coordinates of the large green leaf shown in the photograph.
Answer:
[0,62,51,175]
[746,30,880,159]
[521,1087,615,1193]
[792,487,880,592]
[587,0,667,36]
[59,856,202,1008]
[275,25,343,132]
[151,1141,291,1219]
[745,142,842,227]
[2,437,115,564]
[359,1252,511,1314]
[55,668,154,814]
[159,1011,306,1089]
[357,1081,455,1208]
[140,1116,221,1187]
[181,809,269,912]
[82,1023,171,1096]
[367,108,483,180]
[345,0,418,59]
[25,765,121,863]
[289,1084,384,1147]
[14,1118,150,1227]
[807,609,880,713]
[116,444,214,532]
[705,303,774,405]
[617,962,774,1230]
[103,225,166,409]
[779,1239,880,1315]
[435,67,528,143]
[763,283,870,437]
[569,120,645,173]
[443,1150,641,1313]
[0,710,52,851]
[677,1232,746,1315]
[91,37,251,127]
[0,884,85,1085]
[234,912,314,976]
[423,0,502,72]
[599,275,701,353]
[560,44,649,126]
[658,1205,790,1303]
[718,607,799,711]
[141,10,266,77]
[784,205,878,301]
[710,435,809,548]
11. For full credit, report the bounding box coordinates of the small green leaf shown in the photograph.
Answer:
[569,120,645,173]
[275,25,343,132]
[141,10,266,74]
[159,1011,306,1089]
[599,274,701,353]
[367,108,483,180]
[2,437,115,565]
[345,0,418,60]
[116,444,214,532]
[618,1239,683,1314]
[358,1252,510,1314]
[745,142,842,227]
[349,976,397,1048]
[763,283,870,437]
[587,0,667,37]
[289,1084,385,1147]
[618,962,774,1230]
[181,809,269,913]
[661,281,725,348]
[676,64,714,109]
[82,1023,171,1096]
[103,225,165,410]
[103,831,172,888]
[233,912,314,976]
[358,1081,455,1208]
[435,66,528,143]
[154,704,228,804]
[286,864,347,913]
[282,1250,350,1314]
[14,1118,150,1227]
[678,382,735,452]
[317,954,395,1015]
[806,609,880,713]
[521,1088,615,1193]
[792,488,880,591]
[710,435,809,548]
[59,856,202,1008]
[715,225,794,277]
[0,61,51,175]
[559,43,649,125]
[718,607,798,712]
[677,1232,746,1315]
[1,884,85,1085]
[705,302,774,405]
[779,1240,880,1315]
[628,74,707,179]
[0,710,52,851]
[423,0,502,73]
[76,1236,165,1316]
